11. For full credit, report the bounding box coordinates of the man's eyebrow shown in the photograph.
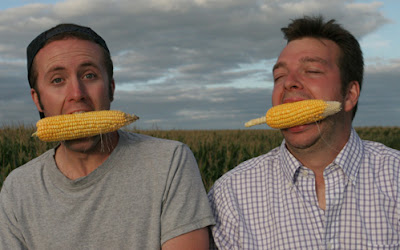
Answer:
[272,56,328,74]
[79,61,100,69]
[44,61,101,78]
[272,61,286,73]
[45,66,66,75]
[300,56,328,65]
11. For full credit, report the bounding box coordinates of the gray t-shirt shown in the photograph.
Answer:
[0,130,215,249]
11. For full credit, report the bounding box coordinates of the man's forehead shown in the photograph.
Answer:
[34,40,105,74]
[37,38,104,60]
[273,39,339,69]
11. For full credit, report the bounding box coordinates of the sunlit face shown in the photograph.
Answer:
[272,37,347,150]
[31,38,115,152]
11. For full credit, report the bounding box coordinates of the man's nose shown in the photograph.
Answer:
[68,77,87,101]
[283,72,304,90]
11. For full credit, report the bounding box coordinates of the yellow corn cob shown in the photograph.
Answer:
[32,110,139,142]
[245,100,341,129]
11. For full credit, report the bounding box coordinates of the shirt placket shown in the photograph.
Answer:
[323,163,347,249]
[295,167,326,247]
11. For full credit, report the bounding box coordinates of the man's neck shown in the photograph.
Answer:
[286,129,351,210]
[54,132,119,180]
[290,143,341,174]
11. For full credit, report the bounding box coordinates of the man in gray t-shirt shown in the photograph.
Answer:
[0,23,214,249]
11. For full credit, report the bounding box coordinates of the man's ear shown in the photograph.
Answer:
[31,88,44,112]
[344,81,360,112]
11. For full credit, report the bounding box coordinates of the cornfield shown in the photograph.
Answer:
[1,125,399,191]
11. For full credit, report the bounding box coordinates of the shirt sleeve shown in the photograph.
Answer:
[208,180,240,249]
[0,182,28,249]
[160,144,215,244]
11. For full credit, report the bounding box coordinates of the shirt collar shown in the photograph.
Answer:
[279,141,302,184]
[333,128,364,184]
[279,128,364,185]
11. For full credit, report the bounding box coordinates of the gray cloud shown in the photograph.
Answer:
[0,0,397,129]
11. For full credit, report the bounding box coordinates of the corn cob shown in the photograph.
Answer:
[32,110,139,142]
[245,100,341,129]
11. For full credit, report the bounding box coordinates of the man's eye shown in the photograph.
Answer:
[274,75,284,83]
[51,78,63,84]
[84,73,96,79]
[306,70,321,74]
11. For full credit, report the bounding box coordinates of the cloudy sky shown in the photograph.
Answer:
[0,0,399,130]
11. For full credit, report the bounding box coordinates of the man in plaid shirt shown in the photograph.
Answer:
[208,15,400,249]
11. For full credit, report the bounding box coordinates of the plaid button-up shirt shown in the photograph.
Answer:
[208,129,400,249]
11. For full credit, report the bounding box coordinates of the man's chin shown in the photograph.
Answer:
[61,135,102,153]
[282,124,321,149]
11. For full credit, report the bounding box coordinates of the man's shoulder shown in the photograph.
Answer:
[119,130,185,149]
[2,148,54,191]
[117,131,193,164]
[362,139,400,160]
